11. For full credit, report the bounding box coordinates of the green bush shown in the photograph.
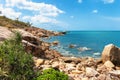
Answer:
[0,32,35,80]
[36,68,68,80]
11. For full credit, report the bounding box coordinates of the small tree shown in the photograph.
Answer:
[0,11,2,14]
[16,17,19,21]
[26,21,32,27]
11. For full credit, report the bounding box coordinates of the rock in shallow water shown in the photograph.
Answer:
[52,41,59,46]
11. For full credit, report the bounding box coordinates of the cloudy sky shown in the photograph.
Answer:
[0,0,120,30]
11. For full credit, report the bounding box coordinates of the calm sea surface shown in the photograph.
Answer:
[42,31,120,58]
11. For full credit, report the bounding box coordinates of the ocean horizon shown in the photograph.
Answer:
[42,31,120,58]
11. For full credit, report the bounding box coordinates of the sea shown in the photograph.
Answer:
[42,31,120,58]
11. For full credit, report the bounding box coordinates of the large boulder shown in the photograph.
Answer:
[102,44,120,66]
[22,40,44,56]
[13,29,41,45]
[0,27,13,41]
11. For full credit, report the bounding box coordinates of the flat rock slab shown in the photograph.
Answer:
[0,27,13,41]
[109,70,120,76]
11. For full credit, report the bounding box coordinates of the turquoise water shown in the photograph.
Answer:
[42,31,120,58]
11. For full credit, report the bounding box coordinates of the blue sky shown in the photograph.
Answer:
[0,0,120,30]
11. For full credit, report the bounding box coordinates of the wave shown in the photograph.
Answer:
[50,45,74,56]
[93,52,101,56]
[77,47,91,52]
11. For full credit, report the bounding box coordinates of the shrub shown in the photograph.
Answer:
[36,68,68,80]
[0,32,35,80]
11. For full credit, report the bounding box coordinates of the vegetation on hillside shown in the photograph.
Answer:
[0,16,32,28]
[0,32,68,80]
[0,32,35,80]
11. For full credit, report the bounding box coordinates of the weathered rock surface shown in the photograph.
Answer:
[24,27,65,37]
[0,27,62,59]
[102,44,120,66]
[34,58,44,67]
[86,67,99,77]
[81,78,89,80]
[104,60,115,69]
[109,70,120,76]
[2,26,120,80]
[14,29,62,59]
[61,57,81,64]
[33,56,120,80]
[97,74,106,80]
[0,27,13,41]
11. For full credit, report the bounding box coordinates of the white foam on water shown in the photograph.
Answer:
[77,47,91,52]
[93,52,101,56]
[51,45,74,56]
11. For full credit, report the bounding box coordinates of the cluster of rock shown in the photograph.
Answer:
[14,29,62,59]
[33,44,120,80]
[1,26,120,80]
[24,27,65,37]
[0,27,62,59]
[33,56,120,80]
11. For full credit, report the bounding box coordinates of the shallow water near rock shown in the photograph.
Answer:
[42,31,120,58]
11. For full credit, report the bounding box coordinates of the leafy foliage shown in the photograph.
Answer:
[36,68,68,80]
[0,32,35,80]
[0,32,69,80]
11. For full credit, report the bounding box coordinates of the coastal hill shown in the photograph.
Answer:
[0,16,63,59]
[1,16,120,80]
[0,16,65,37]
[0,16,31,28]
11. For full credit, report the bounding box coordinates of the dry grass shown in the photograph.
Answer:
[0,16,31,29]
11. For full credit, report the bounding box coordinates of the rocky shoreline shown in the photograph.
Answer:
[33,44,120,80]
[24,27,66,37]
[0,26,120,80]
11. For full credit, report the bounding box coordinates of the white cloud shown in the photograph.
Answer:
[102,0,114,4]
[78,0,82,3]
[5,0,64,17]
[22,14,66,29]
[92,10,98,14]
[22,15,68,30]
[22,15,60,26]
[0,4,21,19]
[0,0,66,29]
